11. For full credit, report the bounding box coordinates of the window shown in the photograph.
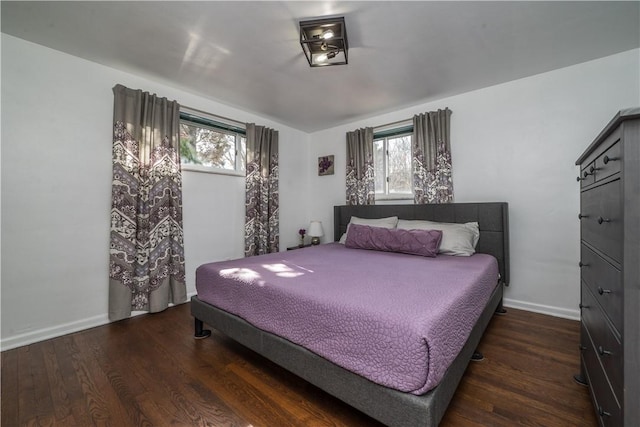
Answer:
[373,126,413,198]
[179,110,246,175]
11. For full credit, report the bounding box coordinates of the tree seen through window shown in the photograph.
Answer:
[180,121,245,172]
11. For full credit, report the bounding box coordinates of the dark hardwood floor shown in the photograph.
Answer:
[2,303,597,426]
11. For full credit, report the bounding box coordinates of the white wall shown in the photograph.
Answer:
[0,34,310,349]
[308,49,640,320]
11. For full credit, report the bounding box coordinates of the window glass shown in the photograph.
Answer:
[373,132,413,198]
[387,135,412,194]
[179,111,245,174]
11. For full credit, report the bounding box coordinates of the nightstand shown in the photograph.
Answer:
[286,244,313,251]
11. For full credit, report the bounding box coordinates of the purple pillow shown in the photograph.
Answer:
[345,224,443,257]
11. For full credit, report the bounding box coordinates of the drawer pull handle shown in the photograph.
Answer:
[578,261,589,267]
[597,286,611,295]
[579,344,587,351]
[576,176,585,182]
[598,406,611,417]
[578,213,588,219]
[598,346,612,356]
[579,303,589,309]
[603,155,618,164]
[597,216,610,224]
[583,170,594,177]
[589,165,599,173]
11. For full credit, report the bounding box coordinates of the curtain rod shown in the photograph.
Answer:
[372,109,452,131]
[181,105,246,127]
[373,118,413,131]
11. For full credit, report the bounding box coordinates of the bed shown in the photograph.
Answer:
[190,202,509,427]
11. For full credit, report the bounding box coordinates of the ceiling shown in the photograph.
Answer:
[2,1,639,132]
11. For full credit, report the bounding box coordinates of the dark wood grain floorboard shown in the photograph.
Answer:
[52,336,94,426]
[16,346,38,426]
[1,347,19,425]
[67,332,131,427]
[2,303,598,427]
[41,340,74,424]
[26,342,56,426]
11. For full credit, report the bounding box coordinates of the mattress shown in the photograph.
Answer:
[196,243,499,394]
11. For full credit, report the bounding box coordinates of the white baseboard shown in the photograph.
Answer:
[1,291,198,351]
[503,298,580,321]
[0,314,111,351]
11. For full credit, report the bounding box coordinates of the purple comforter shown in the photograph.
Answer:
[196,243,499,394]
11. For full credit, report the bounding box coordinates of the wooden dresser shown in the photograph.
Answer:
[575,108,639,427]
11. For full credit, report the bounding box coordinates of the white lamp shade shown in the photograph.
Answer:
[308,221,324,237]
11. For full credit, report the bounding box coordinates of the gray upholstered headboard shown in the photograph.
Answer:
[334,203,510,286]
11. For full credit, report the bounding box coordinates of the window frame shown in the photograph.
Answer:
[179,109,246,177]
[373,125,414,200]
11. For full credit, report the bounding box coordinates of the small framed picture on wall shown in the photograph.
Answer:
[318,155,334,176]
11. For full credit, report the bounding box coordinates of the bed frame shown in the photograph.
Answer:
[191,202,509,427]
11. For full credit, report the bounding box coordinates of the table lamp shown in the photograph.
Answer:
[308,221,324,245]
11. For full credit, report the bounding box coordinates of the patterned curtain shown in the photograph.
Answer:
[245,123,279,256]
[346,127,375,205]
[109,84,186,321]
[412,108,453,204]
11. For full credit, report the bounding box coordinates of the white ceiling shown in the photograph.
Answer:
[2,1,639,132]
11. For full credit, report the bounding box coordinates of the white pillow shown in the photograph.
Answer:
[397,219,480,256]
[339,216,399,244]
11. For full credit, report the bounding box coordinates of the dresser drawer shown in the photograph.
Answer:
[580,179,622,263]
[580,162,596,187]
[580,244,623,332]
[594,141,621,182]
[582,323,622,427]
[581,285,622,398]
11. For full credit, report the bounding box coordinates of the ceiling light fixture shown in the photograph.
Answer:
[299,17,348,67]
